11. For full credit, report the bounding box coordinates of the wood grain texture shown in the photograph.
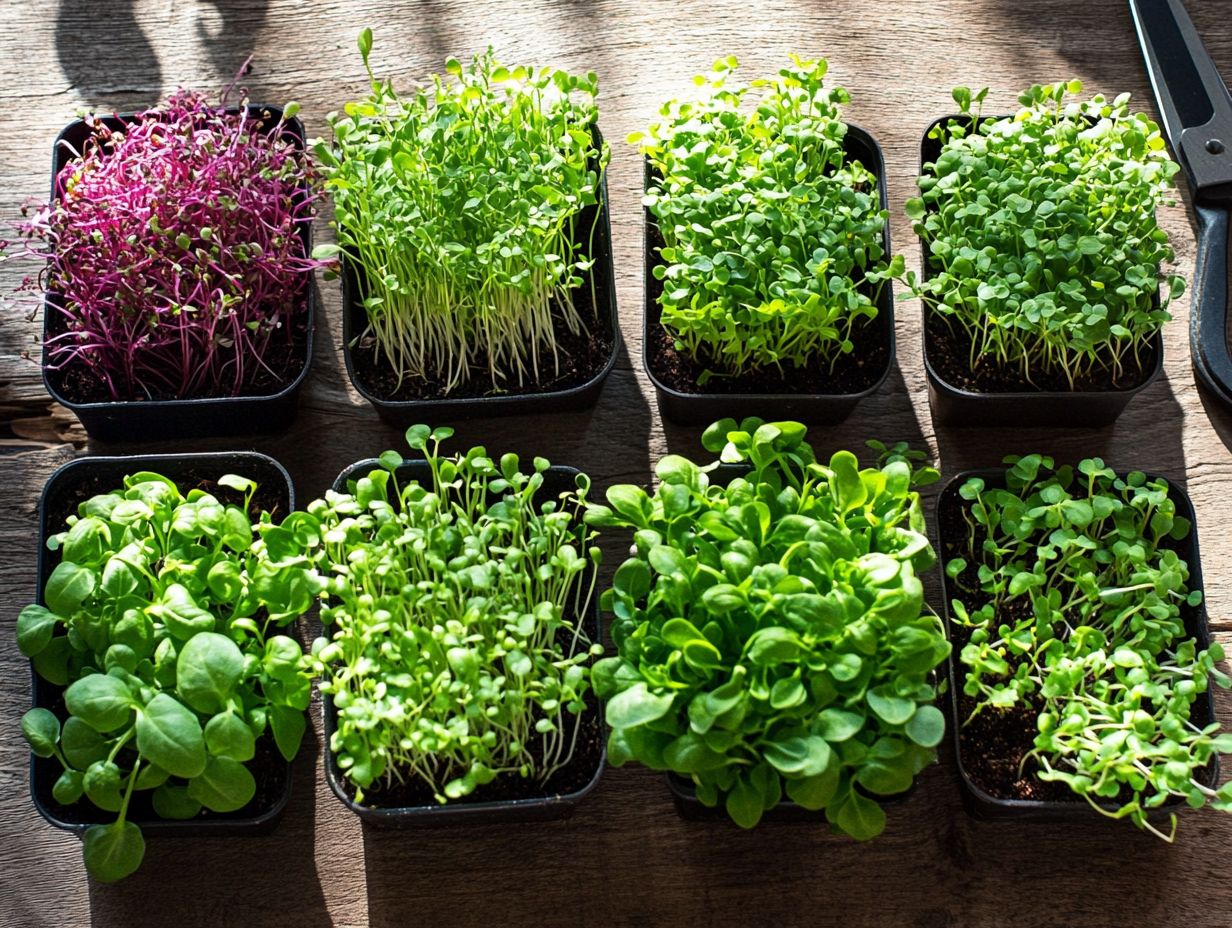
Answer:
[2,1,1232,925]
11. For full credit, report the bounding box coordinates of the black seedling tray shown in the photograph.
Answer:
[918,115,1162,428]
[340,126,619,425]
[642,123,895,426]
[322,458,605,826]
[42,106,316,442]
[30,451,297,836]
[936,467,1220,823]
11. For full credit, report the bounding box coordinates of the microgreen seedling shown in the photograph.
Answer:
[315,31,610,394]
[18,471,315,881]
[305,426,603,803]
[903,81,1183,389]
[947,455,1232,839]
[632,56,903,384]
[7,90,321,401]
[586,420,948,836]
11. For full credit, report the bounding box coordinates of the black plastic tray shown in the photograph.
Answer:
[30,451,297,836]
[322,458,605,826]
[42,105,316,442]
[642,123,895,426]
[936,467,1220,823]
[340,126,619,425]
[917,115,1162,428]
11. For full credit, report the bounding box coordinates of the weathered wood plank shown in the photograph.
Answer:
[3,1,1232,926]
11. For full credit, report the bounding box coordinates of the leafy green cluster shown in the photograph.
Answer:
[947,455,1232,839]
[633,56,901,382]
[18,473,315,882]
[315,31,610,394]
[586,419,948,836]
[904,81,1184,388]
[305,426,602,804]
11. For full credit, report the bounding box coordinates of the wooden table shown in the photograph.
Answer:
[3,1,1231,925]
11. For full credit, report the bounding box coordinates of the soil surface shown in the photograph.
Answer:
[350,307,615,403]
[44,298,312,405]
[335,701,605,810]
[644,223,890,396]
[923,302,1158,394]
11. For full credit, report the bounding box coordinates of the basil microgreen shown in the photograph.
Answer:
[904,81,1184,388]
[948,456,1232,839]
[315,32,610,394]
[18,472,316,881]
[304,426,603,804]
[586,421,949,836]
[632,56,903,384]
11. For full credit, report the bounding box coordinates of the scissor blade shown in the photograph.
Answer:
[1131,0,1232,197]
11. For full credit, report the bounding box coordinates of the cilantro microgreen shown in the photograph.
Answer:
[586,420,948,836]
[904,81,1184,389]
[947,456,1232,839]
[304,426,602,804]
[316,33,610,394]
[633,56,903,383]
[18,471,315,881]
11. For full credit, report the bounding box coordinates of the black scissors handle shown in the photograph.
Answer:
[1190,204,1232,406]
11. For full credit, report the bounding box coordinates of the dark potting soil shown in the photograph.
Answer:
[647,313,888,396]
[924,310,1157,394]
[350,296,615,403]
[44,302,311,405]
[938,487,1214,805]
[33,463,295,825]
[339,702,604,810]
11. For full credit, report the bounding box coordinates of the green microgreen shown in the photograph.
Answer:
[947,455,1232,839]
[586,419,948,836]
[17,471,315,881]
[305,425,603,804]
[314,31,610,394]
[632,56,903,384]
[903,81,1184,389]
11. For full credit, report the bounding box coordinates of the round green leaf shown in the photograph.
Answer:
[62,716,109,770]
[867,685,917,726]
[186,756,256,813]
[52,769,84,805]
[905,705,946,748]
[82,821,145,883]
[65,674,134,734]
[21,707,60,757]
[176,632,245,713]
[16,604,58,657]
[83,761,124,812]
[269,704,307,762]
[762,735,832,778]
[45,561,96,616]
[832,789,887,841]
[136,694,206,779]
[725,776,765,829]
[604,683,674,729]
[152,784,202,820]
[205,712,256,762]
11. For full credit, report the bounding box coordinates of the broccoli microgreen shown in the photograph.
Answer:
[632,56,903,384]
[315,31,610,394]
[947,455,1232,839]
[305,426,603,803]
[586,420,948,837]
[904,81,1184,389]
[17,472,315,881]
